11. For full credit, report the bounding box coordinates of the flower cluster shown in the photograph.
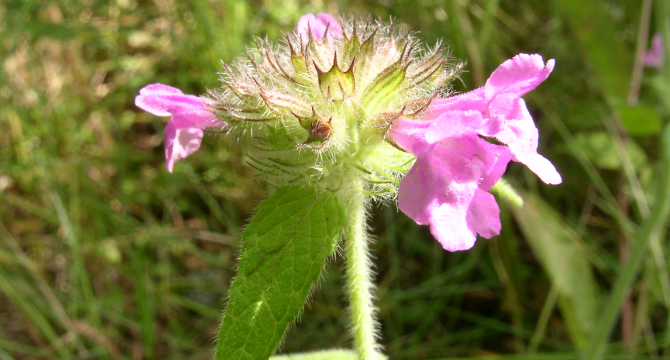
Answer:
[135,14,560,252]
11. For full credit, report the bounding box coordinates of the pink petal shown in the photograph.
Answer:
[396,135,512,251]
[165,118,204,173]
[644,33,664,68]
[176,109,223,128]
[296,14,317,43]
[428,186,502,251]
[484,54,554,100]
[426,187,502,251]
[514,152,562,185]
[387,117,432,154]
[163,111,224,173]
[494,98,561,184]
[424,110,484,143]
[136,83,211,117]
[429,136,511,186]
[424,89,503,136]
[478,142,513,191]
[397,152,446,225]
[316,13,343,39]
[296,13,342,45]
[492,103,538,158]
[139,83,185,96]
[465,190,502,239]
[427,188,479,251]
[424,88,487,118]
[136,83,225,172]
[487,92,520,127]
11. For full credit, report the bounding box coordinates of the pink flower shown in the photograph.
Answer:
[424,54,561,185]
[389,54,561,251]
[296,13,342,45]
[644,33,664,68]
[135,83,225,173]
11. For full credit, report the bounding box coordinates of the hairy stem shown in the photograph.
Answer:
[343,178,383,360]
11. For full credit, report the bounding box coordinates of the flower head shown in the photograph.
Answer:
[208,15,462,190]
[135,84,225,172]
[389,54,560,251]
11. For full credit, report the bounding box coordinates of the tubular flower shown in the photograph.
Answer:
[389,54,561,251]
[135,84,225,172]
[423,54,561,184]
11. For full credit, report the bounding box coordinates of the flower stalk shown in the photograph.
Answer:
[343,176,383,360]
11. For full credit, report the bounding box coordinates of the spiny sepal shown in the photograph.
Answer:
[315,53,356,101]
[259,88,311,117]
[359,59,408,115]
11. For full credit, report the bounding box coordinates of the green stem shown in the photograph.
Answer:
[343,178,383,360]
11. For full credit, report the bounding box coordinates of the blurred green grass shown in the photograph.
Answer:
[1,0,670,359]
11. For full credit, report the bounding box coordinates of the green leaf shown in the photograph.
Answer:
[614,104,663,136]
[511,194,602,349]
[574,132,647,170]
[215,185,345,360]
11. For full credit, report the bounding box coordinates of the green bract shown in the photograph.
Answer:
[209,17,463,197]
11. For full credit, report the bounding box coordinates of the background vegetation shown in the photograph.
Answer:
[1,0,670,359]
